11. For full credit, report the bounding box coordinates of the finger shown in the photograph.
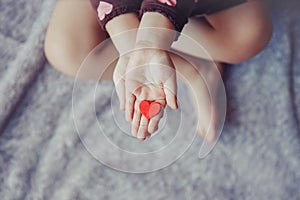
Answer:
[148,99,164,134]
[125,93,135,122]
[114,79,125,110]
[131,102,142,137]
[113,60,126,110]
[163,74,178,110]
[146,132,152,138]
[137,115,149,140]
[148,105,164,134]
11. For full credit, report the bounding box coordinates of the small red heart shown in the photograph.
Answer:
[139,100,161,120]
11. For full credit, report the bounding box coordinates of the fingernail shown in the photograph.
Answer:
[137,135,146,141]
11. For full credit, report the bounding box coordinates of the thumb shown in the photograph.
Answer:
[163,73,178,110]
[113,71,126,110]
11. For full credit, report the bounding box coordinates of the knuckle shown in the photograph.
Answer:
[132,124,140,130]
[139,122,148,127]
[150,118,160,124]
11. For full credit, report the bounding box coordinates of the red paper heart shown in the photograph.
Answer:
[139,100,161,120]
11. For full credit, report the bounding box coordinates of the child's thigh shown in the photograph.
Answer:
[45,0,108,77]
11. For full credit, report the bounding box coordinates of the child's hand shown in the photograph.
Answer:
[124,47,178,140]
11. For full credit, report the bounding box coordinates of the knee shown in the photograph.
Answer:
[44,31,85,78]
[224,13,273,64]
[230,19,273,64]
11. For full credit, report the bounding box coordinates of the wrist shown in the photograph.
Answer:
[136,12,177,49]
[133,41,169,55]
[135,29,177,50]
[112,32,137,55]
[131,42,170,63]
[106,13,140,55]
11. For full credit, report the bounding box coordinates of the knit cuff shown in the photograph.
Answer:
[140,0,195,33]
[93,0,141,31]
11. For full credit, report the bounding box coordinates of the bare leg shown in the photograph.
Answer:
[173,0,273,63]
[44,0,116,80]
[45,0,272,77]
[44,0,272,140]
[170,0,272,140]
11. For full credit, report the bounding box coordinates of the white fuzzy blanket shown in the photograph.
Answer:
[0,0,299,199]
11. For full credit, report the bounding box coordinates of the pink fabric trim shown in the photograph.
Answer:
[157,0,177,7]
[97,1,113,21]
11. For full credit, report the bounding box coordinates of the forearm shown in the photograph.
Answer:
[90,0,141,54]
[106,13,140,54]
[106,12,176,53]
[136,0,196,49]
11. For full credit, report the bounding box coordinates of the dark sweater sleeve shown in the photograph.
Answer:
[140,0,196,32]
[90,0,142,30]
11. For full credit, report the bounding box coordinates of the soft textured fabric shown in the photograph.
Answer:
[0,0,300,199]
[90,0,247,31]
[90,0,142,30]
[140,0,195,32]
